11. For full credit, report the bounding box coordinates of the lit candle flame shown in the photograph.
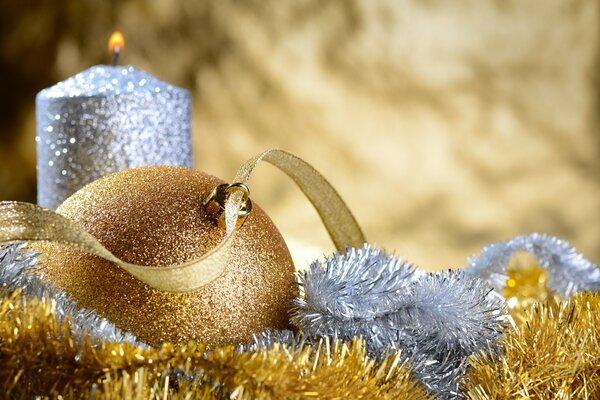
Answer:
[108,32,125,66]
[108,31,125,54]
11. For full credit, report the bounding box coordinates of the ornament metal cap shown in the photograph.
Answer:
[205,183,253,229]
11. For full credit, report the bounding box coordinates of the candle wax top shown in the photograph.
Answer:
[38,65,189,99]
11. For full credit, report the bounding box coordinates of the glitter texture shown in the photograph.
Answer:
[32,166,297,347]
[36,65,193,210]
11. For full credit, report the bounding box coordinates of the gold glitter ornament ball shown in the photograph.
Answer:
[34,166,297,347]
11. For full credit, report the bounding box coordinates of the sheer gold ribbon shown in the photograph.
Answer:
[0,149,365,293]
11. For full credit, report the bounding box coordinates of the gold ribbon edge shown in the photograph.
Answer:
[0,149,365,293]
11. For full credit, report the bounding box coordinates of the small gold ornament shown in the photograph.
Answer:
[33,166,297,347]
[502,252,558,324]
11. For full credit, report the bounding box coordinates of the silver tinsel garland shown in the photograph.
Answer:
[466,233,600,298]
[0,243,142,346]
[246,329,298,351]
[291,245,421,345]
[290,244,507,399]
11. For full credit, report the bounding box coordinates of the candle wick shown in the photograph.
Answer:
[111,46,121,66]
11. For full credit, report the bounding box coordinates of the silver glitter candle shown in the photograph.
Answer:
[36,65,192,210]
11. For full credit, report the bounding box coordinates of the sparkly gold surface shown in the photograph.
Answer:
[33,166,297,347]
[502,252,557,324]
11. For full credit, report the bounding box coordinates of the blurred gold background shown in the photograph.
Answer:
[0,0,599,271]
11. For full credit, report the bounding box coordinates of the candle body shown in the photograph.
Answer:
[36,65,192,210]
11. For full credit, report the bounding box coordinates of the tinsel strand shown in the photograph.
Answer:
[466,233,600,298]
[0,291,429,399]
[291,244,507,399]
[245,329,299,352]
[465,292,600,399]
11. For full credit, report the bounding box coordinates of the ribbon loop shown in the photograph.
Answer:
[0,149,365,292]
[235,150,365,250]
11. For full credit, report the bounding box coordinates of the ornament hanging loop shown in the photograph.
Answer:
[205,183,253,229]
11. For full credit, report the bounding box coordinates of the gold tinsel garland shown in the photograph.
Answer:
[0,290,429,399]
[465,292,600,399]
[1,287,599,398]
